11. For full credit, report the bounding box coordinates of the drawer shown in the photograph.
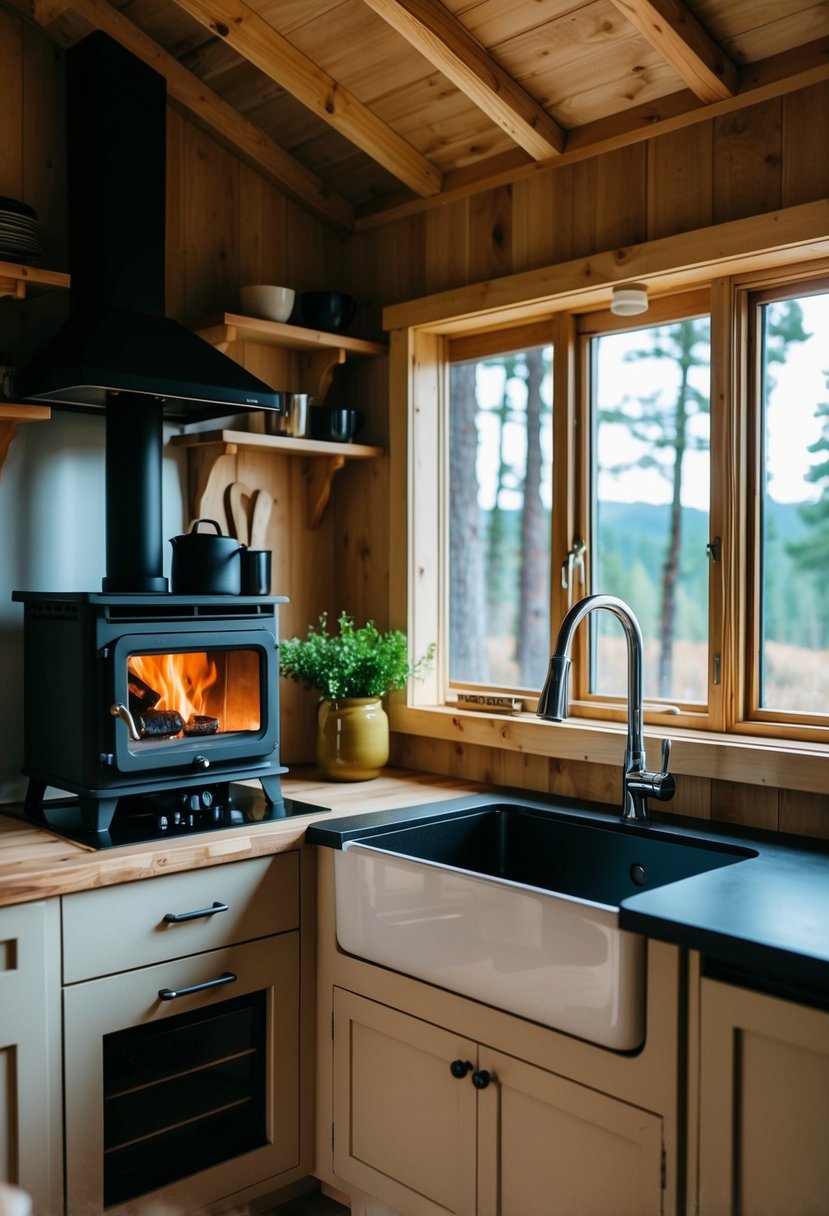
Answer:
[62,853,299,982]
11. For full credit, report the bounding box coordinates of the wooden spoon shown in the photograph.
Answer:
[226,481,253,545]
[249,489,273,549]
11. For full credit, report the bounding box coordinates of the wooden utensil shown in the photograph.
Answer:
[226,481,253,545]
[249,489,273,549]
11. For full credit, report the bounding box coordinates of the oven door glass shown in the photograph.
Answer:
[111,629,277,773]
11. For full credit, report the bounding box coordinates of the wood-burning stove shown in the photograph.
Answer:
[12,590,292,843]
[11,33,327,846]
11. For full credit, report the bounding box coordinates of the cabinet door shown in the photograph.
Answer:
[333,988,478,1216]
[477,1047,663,1216]
[699,977,829,1216]
[0,900,63,1216]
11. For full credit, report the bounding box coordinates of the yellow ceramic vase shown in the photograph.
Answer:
[316,697,390,781]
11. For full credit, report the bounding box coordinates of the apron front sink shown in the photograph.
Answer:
[333,804,756,1051]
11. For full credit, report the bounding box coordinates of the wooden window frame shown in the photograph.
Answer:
[571,289,718,733]
[736,271,829,744]
[384,203,829,794]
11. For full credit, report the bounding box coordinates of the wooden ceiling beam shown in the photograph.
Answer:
[171,0,443,198]
[359,0,565,160]
[30,0,354,231]
[609,0,737,102]
[355,35,829,228]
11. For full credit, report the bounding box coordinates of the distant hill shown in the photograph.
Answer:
[479,495,822,646]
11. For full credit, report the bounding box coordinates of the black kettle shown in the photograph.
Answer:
[169,519,243,595]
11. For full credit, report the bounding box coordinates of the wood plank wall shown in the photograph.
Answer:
[1,9,828,835]
[336,80,829,842]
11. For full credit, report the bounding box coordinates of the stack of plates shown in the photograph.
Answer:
[0,196,41,262]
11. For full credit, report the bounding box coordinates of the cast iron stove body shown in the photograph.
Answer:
[12,591,288,838]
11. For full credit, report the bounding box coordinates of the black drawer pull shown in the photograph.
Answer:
[163,900,229,923]
[158,971,237,1001]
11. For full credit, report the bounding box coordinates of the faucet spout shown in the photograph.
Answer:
[537,594,675,822]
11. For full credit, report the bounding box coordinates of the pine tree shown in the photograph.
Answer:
[788,391,829,645]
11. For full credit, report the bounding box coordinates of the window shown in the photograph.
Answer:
[581,305,711,713]
[448,335,553,691]
[748,281,829,726]
[400,258,829,748]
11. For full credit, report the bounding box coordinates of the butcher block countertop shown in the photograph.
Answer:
[0,768,483,909]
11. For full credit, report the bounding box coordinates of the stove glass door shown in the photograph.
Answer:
[111,629,276,773]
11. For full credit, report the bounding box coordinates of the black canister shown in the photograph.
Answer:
[240,548,272,596]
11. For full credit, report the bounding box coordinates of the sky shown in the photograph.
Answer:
[592,291,828,510]
[464,289,828,514]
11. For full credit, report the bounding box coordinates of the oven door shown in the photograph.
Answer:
[63,932,299,1214]
[110,629,277,774]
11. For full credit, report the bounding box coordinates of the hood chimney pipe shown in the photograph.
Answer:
[20,32,282,593]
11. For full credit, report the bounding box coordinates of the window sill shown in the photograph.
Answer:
[389,704,829,796]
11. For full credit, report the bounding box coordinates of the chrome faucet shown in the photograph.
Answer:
[537,594,675,822]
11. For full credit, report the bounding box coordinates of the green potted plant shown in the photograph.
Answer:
[280,612,434,781]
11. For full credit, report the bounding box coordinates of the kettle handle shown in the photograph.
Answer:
[190,518,224,535]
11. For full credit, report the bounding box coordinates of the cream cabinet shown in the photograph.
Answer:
[61,853,308,1215]
[0,899,63,1216]
[698,976,829,1216]
[332,987,664,1216]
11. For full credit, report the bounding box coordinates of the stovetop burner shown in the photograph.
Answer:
[6,782,330,849]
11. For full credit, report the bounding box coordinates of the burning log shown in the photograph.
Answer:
[183,714,220,736]
[127,669,162,711]
[136,708,185,738]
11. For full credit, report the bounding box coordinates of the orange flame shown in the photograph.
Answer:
[129,652,219,722]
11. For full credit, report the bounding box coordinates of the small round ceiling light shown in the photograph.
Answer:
[610,283,649,317]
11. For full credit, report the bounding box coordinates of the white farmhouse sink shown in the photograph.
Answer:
[332,804,755,1051]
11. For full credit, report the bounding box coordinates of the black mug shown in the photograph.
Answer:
[240,548,272,596]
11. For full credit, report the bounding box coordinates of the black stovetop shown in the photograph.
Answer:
[5,782,329,849]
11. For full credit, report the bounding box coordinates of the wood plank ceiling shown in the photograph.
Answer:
[27,0,829,231]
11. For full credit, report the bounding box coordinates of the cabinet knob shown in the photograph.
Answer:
[450,1059,473,1079]
[472,1069,492,1089]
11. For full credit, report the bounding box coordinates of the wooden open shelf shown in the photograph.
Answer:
[170,428,385,529]
[0,404,52,473]
[0,261,66,468]
[195,312,387,356]
[195,312,387,402]
[0,260,69,300]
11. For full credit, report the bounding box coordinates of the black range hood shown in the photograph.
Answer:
[21,30,280,424]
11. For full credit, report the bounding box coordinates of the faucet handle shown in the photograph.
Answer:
[660,736,671,775]
[649,736,676,803]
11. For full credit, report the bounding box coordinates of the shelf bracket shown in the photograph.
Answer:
[300,347,346,403]
[0,422,18,473]
[0,406,52,477]
[305,454,346,529]
[196,323,237,353]
[0,276,26,300]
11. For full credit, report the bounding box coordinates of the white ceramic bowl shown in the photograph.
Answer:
[239,284,295,323]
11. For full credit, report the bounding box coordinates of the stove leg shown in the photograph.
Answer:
[258,774,283,806]
[79,795,119,835]
[24,778,48,824]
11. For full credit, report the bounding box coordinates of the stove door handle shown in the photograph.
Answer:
[158,971,237,1001]
[163,900,230,924]
[110,702,141,742]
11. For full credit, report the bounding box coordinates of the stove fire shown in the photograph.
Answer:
[121,648,263,741]
[128,652,220,738]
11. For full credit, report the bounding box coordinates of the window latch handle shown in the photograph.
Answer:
[561,539,586,607]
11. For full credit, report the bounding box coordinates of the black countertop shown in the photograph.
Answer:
[618,827,829,999]
[307,789,829,1003]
